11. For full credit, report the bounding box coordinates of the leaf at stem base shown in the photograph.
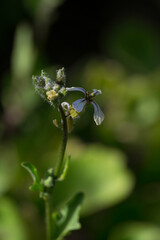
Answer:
[52,192,84,240]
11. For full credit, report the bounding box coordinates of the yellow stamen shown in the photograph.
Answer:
[69,108,79,118]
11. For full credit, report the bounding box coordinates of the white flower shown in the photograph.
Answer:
[67,87,104,125]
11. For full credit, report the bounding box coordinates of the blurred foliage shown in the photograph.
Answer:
[106,20,160,72]
[0,144,18,195]
[0,198,27,240]
[53,142,134,215]
[1,0,160,240]
[108,222,160,240]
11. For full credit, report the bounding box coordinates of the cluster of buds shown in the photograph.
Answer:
[32,68,66,107]
[33,67,104,126]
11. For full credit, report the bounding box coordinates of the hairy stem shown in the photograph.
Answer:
[55,103,68,177]
[45,194,52,240]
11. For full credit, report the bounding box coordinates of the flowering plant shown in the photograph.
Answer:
[22,68,104,240]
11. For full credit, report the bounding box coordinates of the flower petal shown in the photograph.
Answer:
[91,101,104,125]
[72,98,87,112]
[66,87,86,94]
[92,89,102,96]
[61,102,70,110]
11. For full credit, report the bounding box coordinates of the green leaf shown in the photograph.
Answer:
[21,162,42,191]
[52,192,84,240]
[57,155,70,181]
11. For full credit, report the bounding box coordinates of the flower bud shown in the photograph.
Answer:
[56,67,65,83]
[59,87,67,96]
[32,69,67,107]
[43,176,54,188]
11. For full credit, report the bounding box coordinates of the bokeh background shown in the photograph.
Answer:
[1,0,160,239]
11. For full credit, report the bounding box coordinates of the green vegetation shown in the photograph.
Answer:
[1,0,160,239]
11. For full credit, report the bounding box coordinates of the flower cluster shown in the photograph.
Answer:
[32,68,66,107]
[33,68,104,126]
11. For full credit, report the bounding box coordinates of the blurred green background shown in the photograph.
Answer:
[1,0,160,239]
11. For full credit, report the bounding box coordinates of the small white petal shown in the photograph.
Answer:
[92,89,102,96]
[91,101,104,125]
[72,98,87,112]
[61,102,70,110]
[66,87,86,94]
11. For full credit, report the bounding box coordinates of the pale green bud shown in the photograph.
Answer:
[56,67,65,83]
[59,87,67,96]
[43,176,53,188]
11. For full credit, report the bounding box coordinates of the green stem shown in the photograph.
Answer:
[44,104,68,240]
[55,104,68,177]
[45,194,52,240]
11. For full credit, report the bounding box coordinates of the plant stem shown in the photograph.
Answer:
[45,194,52,240]
[45,104,68,240]
[55,104,68,177]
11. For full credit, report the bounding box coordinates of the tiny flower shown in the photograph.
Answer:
[46,90,59,101]
[66,87,104,125]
